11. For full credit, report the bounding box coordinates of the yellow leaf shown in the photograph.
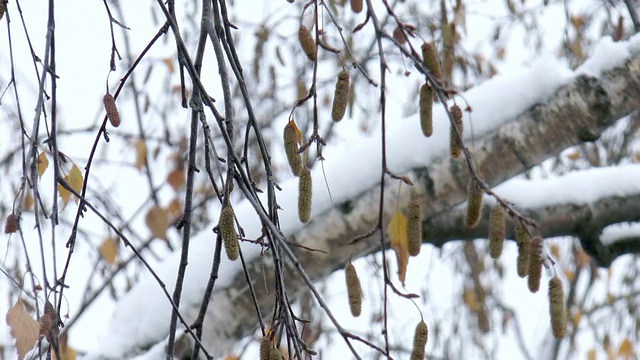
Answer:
[99,237,119,264]
[59,164,84,207]
[37,152,49,178]
[167,168,186,192]
[145,206,169,241]
[387,211,409,285]
[134,140,147,171]
[586,348,596,360]
[5,298,40,360]
[67,164,84,198]
[58,183,71,207]
[618,338,635,358]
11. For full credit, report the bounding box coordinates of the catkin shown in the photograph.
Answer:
[269,348,281,360]
[298,25,317,61]
[449,104,463,158]
[351,0,363,13]
[345,262,362,317]
[528,236,543,293]
[332,70,350,122]
[419,83,433,137]
[259,337,272,360]
[488,204,505,259]
[407,190,422,256]
[4,213,18,234]
[0,0,6,21]
[298,166,312,223]
[219,205,239,261]
[283,121,302,176]
[410,320,428,360]
[548,276,566,339]
[103,93,121,127]
[421,42,442,80]
[465,178,483,228]
[515,222,531,278]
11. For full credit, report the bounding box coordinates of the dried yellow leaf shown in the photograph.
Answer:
[6,298,40,360]
[145,206,170,241]
[100,237,119,265]
[388,211,409,285]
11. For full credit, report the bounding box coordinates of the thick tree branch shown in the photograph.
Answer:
[86,53,640,358]
[193,56,640,354]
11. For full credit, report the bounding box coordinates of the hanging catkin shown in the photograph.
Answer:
[419,83,433,137]
[283,121,302,177]
[298,166,312,223]
[421,42,442,80]
[219,205,239,261]
[298,25,317,61]
[332,70,350,122]
[488,204,505,259]
[465,178,483,228]
[515,221,531,278]
[449,104,463,158]
[350,0,363,13]
[345,262,362,317]
[410,320,428,360]
[104,93,121,127]
[407,190,422,256]
[528,236,543,293]
[548,276,566,338]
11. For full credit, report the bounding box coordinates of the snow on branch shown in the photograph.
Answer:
[83,36,640,359]
[423,165,640,266]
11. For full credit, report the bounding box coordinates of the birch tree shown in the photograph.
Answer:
[1,0,639,359]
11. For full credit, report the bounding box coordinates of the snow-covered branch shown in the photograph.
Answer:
[84,38,640,359]
[422,165,640,266]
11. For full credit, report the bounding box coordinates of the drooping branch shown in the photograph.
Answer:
[85,52,640,358]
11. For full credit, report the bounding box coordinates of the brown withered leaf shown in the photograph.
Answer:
[167,168,186,192]
[145,206,170,241]
[6,298,40,360]
[39,301,58,344]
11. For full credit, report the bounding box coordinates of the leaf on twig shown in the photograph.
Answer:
[145,206,169,241]
[388,211,409,286]
[58,164,84,208]
[6,298,40,360]
[37,152,49,178]
[38,301,58,344]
